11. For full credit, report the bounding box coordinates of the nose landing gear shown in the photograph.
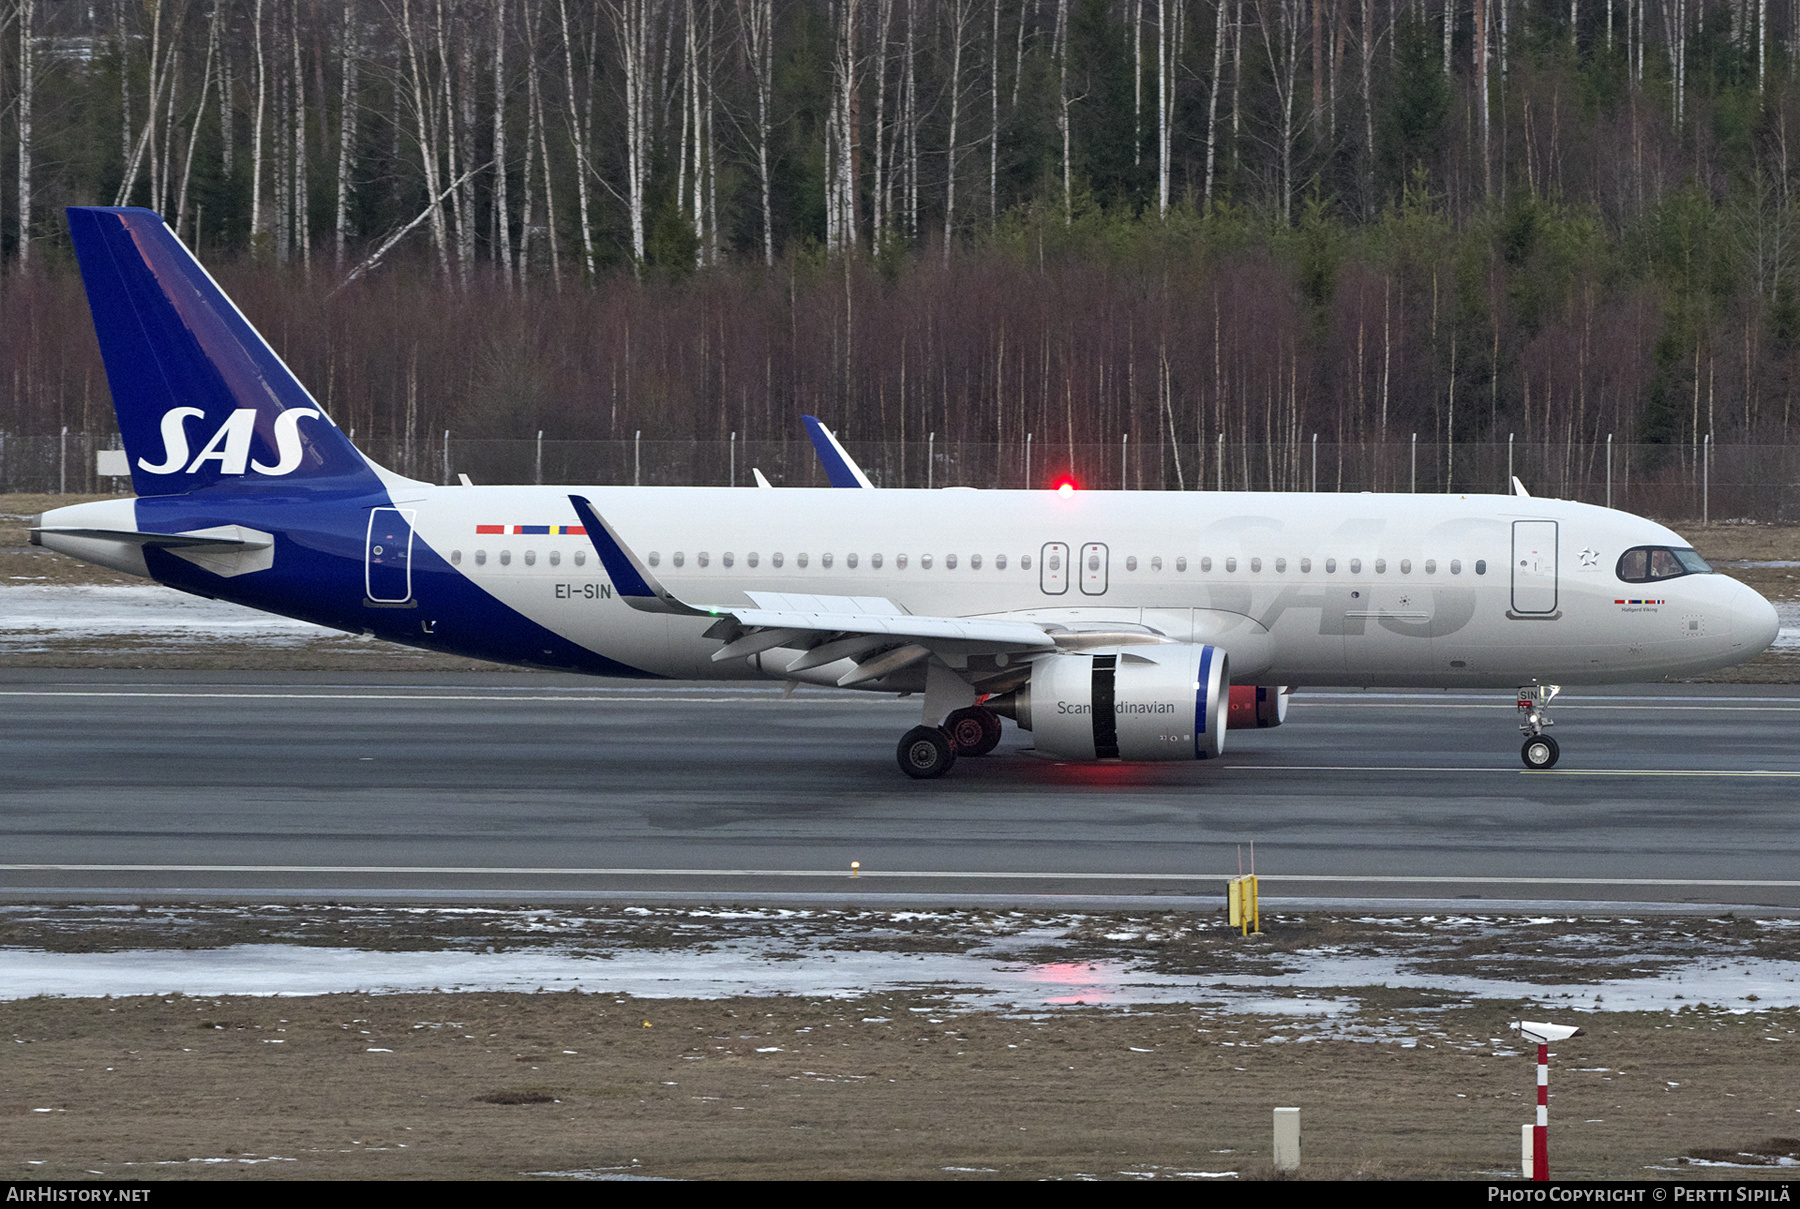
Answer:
[1518,684,1561,769]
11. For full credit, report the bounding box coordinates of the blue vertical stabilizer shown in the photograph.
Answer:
[67,206,385,498]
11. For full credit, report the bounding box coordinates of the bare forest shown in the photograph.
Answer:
[5,0,1800,505]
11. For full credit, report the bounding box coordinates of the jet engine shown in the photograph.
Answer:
[1227,685,1290,729]
[988,644,1230,761]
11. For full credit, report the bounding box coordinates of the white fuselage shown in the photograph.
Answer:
[394,485,1776,688]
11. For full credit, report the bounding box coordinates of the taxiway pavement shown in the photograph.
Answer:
[3,669,1797,908]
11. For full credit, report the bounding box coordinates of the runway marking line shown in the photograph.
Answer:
[3,865,1797,888]
[1228,765,1800,776]
[8,689,1800,713]
[0,691,818,704]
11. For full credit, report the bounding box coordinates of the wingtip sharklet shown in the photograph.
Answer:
[567,495,710,616]
[802,415,875,488]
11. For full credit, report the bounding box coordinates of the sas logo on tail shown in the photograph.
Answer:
[138,406,322,476]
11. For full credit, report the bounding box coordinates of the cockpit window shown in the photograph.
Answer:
[1617,546,1712,583]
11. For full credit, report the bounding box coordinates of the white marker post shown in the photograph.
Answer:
[1273,1107,1300,1173]
[1512,1021,1583,1181]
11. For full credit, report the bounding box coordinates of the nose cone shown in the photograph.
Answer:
[1734,580,1781,656]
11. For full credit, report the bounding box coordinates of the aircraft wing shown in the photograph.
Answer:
[569,495,1055,685]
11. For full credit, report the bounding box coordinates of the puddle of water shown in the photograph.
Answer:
[2,938,1793,1018]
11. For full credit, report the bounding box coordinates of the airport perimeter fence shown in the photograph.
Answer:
[5,429,1798,524]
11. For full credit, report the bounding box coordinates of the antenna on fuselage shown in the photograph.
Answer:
[1511,476,1533,498]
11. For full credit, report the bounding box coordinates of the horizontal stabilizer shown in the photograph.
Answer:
[30,523,272,550]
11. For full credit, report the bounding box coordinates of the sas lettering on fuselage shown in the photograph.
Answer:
[554,582,614,600]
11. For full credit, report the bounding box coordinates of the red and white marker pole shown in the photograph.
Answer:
[1534,1042,1550,1181]
[1513,1020,1583,1183]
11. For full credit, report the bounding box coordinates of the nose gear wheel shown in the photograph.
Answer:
[1521,735,1560,769]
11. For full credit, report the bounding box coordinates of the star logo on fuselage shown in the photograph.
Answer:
[1578,547,1600,569]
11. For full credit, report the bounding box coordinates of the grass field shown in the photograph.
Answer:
[4,908,1797,1181]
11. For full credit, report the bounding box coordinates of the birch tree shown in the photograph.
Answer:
[399,0,450,273]
[943,0,972,261]
[176,0,221,241]
[1256,0,1305,224]
[826,0,858,253]
[491,0,510,283]
[16,0,32,264]
[336,0,359,269]
[1205,0,1229,205]
[736,0,775,264]
[609,0,655,270]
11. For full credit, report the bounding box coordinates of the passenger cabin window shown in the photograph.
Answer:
[897,554,908,569]
[847,553,858,568]
[773,552,784,567]
[1325,558,1336,572]
[1275,558,1286,572]
[1450,559,1462,574]
[822,553,834,568]
[451,550,462,565]
[1350,558,1363,573]
[574,550,586,567]
[499,550,512,566]
[723,552,735,567]
[922,554,934,569]
[648,552,661,566]
[1617,546,1712,583]
[1299,558,1311,573]
[549,550,561,567]
[697,552,710,567]
[524,550,536,566]
[673,552,685,567]
[475,550,486,565]
[1200,557,1212,572]
[1150,556,1161,571]
[1475,560,1487,575]
[1424,559,1436,574]
[872,553,884,569]
[748,552,759,568]
[995,554,1006,570]
[1126,556,1138,571]
[1020,555,1031,570]
[945,554,957,569]
[797,553,809,568]
[970,554,982,570]
[1399,559,1410,574]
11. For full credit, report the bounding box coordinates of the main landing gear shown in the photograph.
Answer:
[1518,683,1561,769]
[943,706,1004,757]
[897,706,1004,779]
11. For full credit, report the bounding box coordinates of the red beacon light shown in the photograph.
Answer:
[1051,476,1079,496]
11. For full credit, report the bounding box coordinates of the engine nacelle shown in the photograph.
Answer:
[992,644,1230,761]
[1227,685,1290,729]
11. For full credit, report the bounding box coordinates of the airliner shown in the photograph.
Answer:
[31,207,1781,777]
